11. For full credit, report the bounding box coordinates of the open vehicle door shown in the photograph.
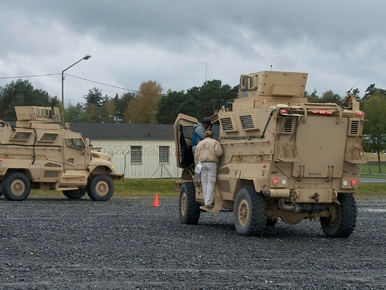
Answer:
[173,114,198,169]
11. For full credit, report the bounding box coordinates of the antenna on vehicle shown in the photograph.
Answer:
[348,81,359,93]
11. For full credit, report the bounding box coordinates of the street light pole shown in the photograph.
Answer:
[61,55,91,125]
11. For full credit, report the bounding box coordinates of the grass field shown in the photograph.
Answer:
[360,163,386,178]
[29,177,385,198]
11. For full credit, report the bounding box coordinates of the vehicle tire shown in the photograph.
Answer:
[321,193,357,238]
[87,175,114,201]
[234,186,267,236]
[179,182,200,224]
[2,172,31,201]
[63,189,87,199]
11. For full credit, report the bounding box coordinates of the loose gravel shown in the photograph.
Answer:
[0,195,385,289]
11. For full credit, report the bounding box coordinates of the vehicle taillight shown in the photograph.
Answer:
[351,179,358,186]
[312,110,333,115]
[356,111,363,116]
[279,109,288,115]
[272,178,279,185]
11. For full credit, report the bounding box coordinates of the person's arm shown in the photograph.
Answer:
[196,126,206,140]
[214,141,223,157]
[194,145,199,164]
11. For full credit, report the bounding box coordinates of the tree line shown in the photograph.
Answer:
[0,78,385,169]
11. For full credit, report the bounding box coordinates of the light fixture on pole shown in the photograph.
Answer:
[61,55,91,125]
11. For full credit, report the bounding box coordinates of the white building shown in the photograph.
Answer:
[70,123,180,179]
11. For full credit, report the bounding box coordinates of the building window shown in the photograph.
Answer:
[159,146,170,163]
[131,146,142,164]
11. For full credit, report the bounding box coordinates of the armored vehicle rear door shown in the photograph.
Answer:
[174,114,197,169]
[292,115,346,180]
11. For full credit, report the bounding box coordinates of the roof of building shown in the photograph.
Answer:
[69,123,174,140]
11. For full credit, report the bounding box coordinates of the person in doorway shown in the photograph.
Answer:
[194,130,223,208]
[192,117,211,155]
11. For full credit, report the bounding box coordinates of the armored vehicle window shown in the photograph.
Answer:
[220,117,235,131]
[36,108,52,117]
[348,119,360,136]
[240,115,255,130]
[11,131,32,141]
[66,138,85,149]
[240,77,249,91]
[131,146,142,164]
[39,133,59,142]
[283,118,293,133]
[159,146,170,163]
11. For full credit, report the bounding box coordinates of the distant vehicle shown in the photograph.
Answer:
[174,70,366,238]
[0,106,123,201]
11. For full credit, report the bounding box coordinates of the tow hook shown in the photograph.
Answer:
[309,192,320,202]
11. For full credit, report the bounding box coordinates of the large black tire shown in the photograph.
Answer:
[179,182,200,224]
[63,189,87,199]
[2,172,31,201]
[234,186,267,236]
[321,193,357,238]
[87,175,114,201]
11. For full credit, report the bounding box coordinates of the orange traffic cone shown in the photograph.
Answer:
[153,193,160,207]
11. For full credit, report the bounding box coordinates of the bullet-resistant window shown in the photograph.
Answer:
[11,131,32,141]
[66,138,85,149]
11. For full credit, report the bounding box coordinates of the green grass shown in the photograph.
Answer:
[357,183,386,196]
[360,163,386,179]
[113,178,178,197]
[30,178,178,198]
[29,178,386,198]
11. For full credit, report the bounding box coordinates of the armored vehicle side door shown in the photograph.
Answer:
[174,114,198,169]
[64,136,89,170]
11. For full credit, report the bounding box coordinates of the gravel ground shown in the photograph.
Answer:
[0,195,385,289]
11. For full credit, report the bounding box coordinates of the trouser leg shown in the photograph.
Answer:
[200,164,208,204]
[206,163,217,205]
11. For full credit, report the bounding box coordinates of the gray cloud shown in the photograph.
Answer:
[0,0,385,105]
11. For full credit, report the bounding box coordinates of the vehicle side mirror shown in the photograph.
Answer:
[85,138,90,148]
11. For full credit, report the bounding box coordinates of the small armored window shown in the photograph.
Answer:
[11,131,32,141]
[240,115,254,130]
[39,133,58,142]
[220,117,234,131]
[66,138,85,149]
[240,77,249,91]
[283,118,293,133]
[131,146,142,164]
[249,76,257,90]
[349,119,360,136]
[44,109,52,118]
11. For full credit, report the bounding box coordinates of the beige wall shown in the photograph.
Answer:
[89,139,181,179]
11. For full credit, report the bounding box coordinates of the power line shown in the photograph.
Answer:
[0,72,140,94]
[65,74,138,93]
[0,73,60,79]
[66,74,164,98]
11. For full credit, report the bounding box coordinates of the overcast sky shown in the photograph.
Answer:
[0,1,385,107]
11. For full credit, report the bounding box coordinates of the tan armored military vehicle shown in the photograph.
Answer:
[174,70,366,238]
[0,106,123,201]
